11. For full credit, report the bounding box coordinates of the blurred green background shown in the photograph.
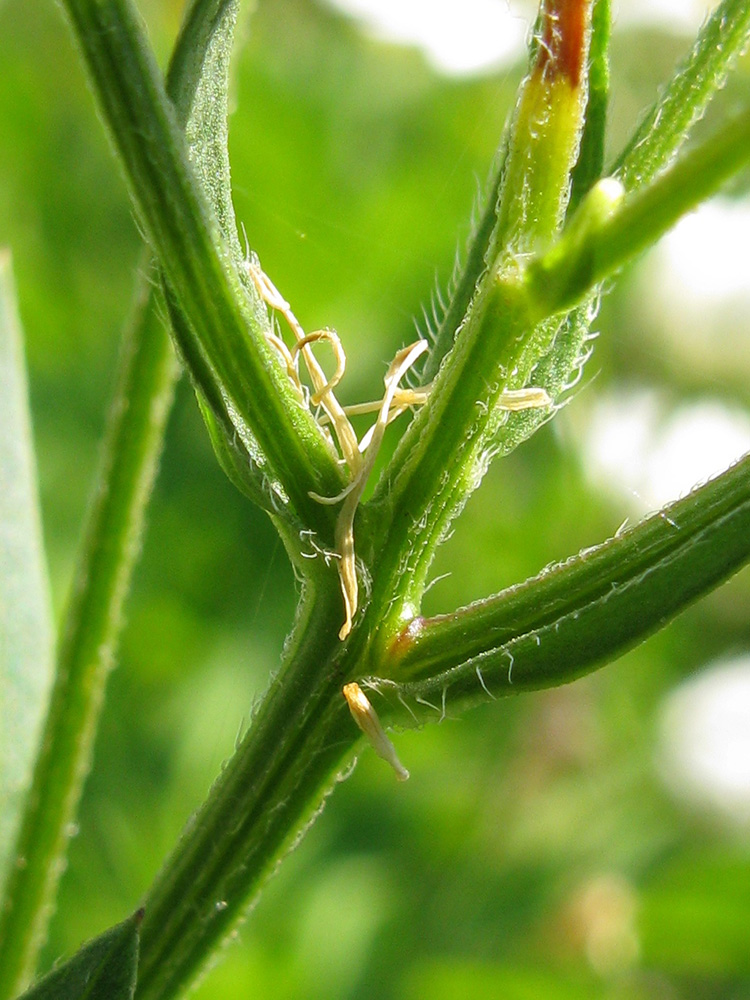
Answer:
[2,0,750,997]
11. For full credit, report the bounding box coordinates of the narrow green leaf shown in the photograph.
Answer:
[61,0,344,531]
[163,0,295,517]
[17,910,142,1000]
[381,452,750,714]
[613,0,750,190]
[0,251,54,891]
[177,0,241,246]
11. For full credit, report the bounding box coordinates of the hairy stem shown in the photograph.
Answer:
[135,568,360,1000]
[527,106,750,315]
[61,0,344,529]
[0,280,177,999]
[376,452,750,719]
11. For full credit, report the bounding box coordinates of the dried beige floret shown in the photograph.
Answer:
[245,256,551,641]
[343,682,409,781]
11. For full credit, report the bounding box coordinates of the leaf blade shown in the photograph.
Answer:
[17,910,142,1000]
[61,0,344,529]
[385,452,750,714]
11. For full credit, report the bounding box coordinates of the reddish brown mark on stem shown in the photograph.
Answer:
[535,0,589,88]
[386,615,426,666]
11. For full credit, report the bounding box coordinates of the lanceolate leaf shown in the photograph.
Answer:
[163,0,294,516]
[379,452,750,716]
[613,0,750,190]
[17,910,142,1000]
[61,0,345,530]
[0,251,54,892]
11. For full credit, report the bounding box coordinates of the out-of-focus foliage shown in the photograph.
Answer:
[1,0,749,997]
[0,252,54,894]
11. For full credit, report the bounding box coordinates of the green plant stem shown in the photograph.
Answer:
[132,447,750,1000]
[526,106,750,315]
[379,451,750,711]
[134,567,359,1000]
[568,0,610,209]
[29,1,750,996]
[61,0,345,530]
[363,279,541,637]
[613,0,750,190]
[0,281,178,1000]
[365,0,593,645]
[423,0,603,384]
[132,3,750,994]
[488,0,750,472]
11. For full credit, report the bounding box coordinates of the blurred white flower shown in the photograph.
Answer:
[658,659,750,825]
[582,390,750,512]
[324,0,715,77]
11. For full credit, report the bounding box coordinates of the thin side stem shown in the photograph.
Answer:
[0,281,178,999]
[613,0,750,190]
[526,106,750,315]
